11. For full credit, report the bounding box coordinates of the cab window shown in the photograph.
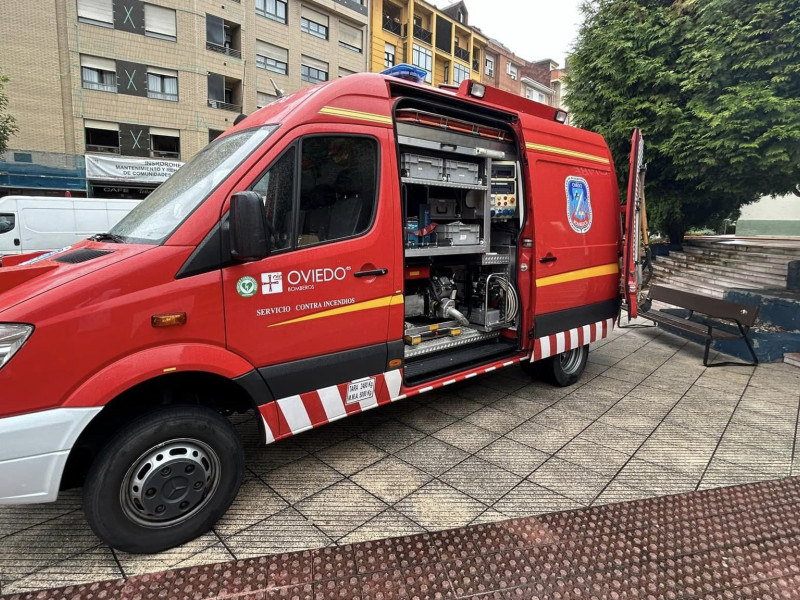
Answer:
[0,214,14,234]
[250,135,378,251]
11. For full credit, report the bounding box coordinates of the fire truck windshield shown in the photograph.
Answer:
[110,125,279,244]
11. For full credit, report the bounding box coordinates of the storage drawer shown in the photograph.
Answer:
[437,221,481,246]
[401,153,444,181]
[445,160,480,185]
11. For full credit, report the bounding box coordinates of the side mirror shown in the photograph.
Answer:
[229,191,269,262]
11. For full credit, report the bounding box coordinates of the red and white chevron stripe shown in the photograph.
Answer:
[257,317,613,444]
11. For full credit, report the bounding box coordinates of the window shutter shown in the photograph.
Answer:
[147,66,178,77]
[255,40,288,62]
[301,6,328,26]
[77,0,112,23]
[339,21,362,50]
[301,55,328,72]
[84,119,119,131]
[206,14,224,45]
[81,55,116,71]
[149,127,180,137]
[145,4,177,37]
[257,91,276,107]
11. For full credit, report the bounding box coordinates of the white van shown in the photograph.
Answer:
[0,196,140,256]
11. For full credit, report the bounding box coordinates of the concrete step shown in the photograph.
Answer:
[652,264,783,292]
[686,239,800,257]
[784,353,800,368]
[678,248,791,272]
[682,245,799,266]
[653,260,786,288]
[651,273,726,298]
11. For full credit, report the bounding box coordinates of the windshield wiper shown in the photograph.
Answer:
[91,232,126,243]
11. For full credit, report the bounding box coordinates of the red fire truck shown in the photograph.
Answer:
[0,71,643,552]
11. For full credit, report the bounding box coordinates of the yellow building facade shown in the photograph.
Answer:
[371,0,486,87]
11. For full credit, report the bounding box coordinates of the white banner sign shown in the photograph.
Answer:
[85,154,183,183]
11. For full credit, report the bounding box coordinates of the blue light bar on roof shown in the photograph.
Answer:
[381,63,427,83]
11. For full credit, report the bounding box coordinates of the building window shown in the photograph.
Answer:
[80,56,116,92]
[301,7,329,39]
[256,40,289,75]
[257,91,277,108]
[301,55,328,84]
[256,0,287,23]
[150,127,180,159]
[77,0,112,27]
[147,68,178,101]
[453,62,469,85]
[206,14,241,58]
[209,129,225,143]
[144,4,177,41]
[507,61,518,80]
[382,2,402,35]
[85,120,120,154]
[208,73,242,111]
[485,56,494,77]
[412,44,432,83]
[525,87,548,104]
[457,9,464,23]
[384,42,396,69]
[339,67,355,78]
[339,21,363,53]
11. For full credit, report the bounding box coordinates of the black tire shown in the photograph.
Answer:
[540,344,589,387]
[83,405,244,553]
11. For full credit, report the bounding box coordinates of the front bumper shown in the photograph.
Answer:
[0,407,101,504]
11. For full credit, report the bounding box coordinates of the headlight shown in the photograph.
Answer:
[0,324,33,370]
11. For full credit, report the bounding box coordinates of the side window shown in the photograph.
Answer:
[248,136,378,252]
[251,146,295,252]
[297,136,377,247]
[0,214,15,234]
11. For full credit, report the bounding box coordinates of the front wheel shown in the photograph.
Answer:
[524,344,589,387]
[83,405,244,553]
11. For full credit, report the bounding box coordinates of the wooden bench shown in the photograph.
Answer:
[638,285,760,367]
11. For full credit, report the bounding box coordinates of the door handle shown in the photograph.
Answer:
[354,268,389,278]
[539,255,557,264]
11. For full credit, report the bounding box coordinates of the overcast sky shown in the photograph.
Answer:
[428,0,586,67]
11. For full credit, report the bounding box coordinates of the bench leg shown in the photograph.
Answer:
[703,328,759,368]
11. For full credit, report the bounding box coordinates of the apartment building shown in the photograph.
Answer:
[372,0,486,88]
[482,39,555,107]
[0,0,369,197]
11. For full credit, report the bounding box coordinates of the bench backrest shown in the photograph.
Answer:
[649,285,760,327]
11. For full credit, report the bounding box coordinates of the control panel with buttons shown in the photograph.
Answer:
[490,161,518,220]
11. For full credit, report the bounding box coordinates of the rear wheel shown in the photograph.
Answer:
[524,344,588,387]
[83,405,244,553]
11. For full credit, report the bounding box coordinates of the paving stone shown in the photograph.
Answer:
[356,420,425,454]
[352,533,438,573]
[216,478,290,537]
[350,457,432,504]
[116,533,231,577]
[426,395,485,419]
[489,396,552,419]
[440,457,522,504]
[224,508,332,558]
[265,457,345,504]
[463,407,527,435]
[477,437,550,477]
[394,481,487,531]
[295,481,388,540]
[314,439,387,476]
[432,420,500,453]
[506,421,576,454]
[698,459,779,490]
[247,440,310,475]
[579,422,649,454]
[337,510,426,546]
[396,406,457,434]
[395,437,470,477]
[491,482,581,519]
[1,546,122,594]
[451,382,509,404]
[613,458,700,496]
[554,438,630,476]
[359,563,453,600]
[527,458,613,504]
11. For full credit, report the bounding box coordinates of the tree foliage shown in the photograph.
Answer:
[565,0,800,242]
[0,71,17,155]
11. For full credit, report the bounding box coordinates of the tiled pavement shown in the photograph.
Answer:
[1,322,799,594]
[3,477,800,600]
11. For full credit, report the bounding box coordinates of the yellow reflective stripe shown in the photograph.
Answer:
[536,263,619,288]
[526,142,610,165]
[318,106,393,125]
[268,294,401,327]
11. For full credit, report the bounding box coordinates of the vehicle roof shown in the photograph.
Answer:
[228,74,609,162]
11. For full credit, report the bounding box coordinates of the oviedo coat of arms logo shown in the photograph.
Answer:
[565,176,592,234]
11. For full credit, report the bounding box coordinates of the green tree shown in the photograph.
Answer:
[565,0,800,243]
[0,71,17,155]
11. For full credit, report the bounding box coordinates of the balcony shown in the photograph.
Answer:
[413,23,432,44]
[206,41,242,59]
[208,99,242,112]
[382,14,402,35]
[454,46,469,62]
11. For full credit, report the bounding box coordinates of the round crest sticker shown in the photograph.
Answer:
[565,176,593,234]
[236,276,258,298]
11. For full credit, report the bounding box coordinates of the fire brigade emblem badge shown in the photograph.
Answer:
[565,176,592,234]
[236,276,258,298]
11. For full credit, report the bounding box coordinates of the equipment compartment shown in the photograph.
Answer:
[401,153,444,182]
[445,159,481,185]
